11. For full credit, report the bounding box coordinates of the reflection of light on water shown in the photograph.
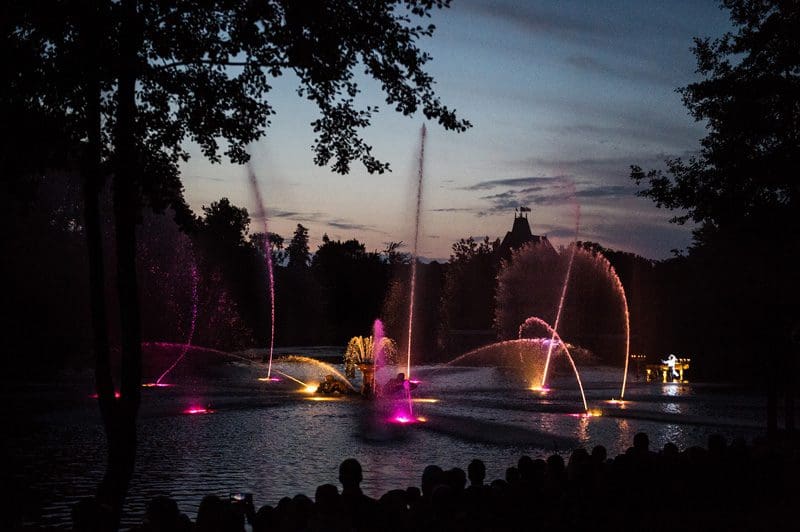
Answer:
[183,407,214,415]
[663,402,681,414]
[662,423,683,444]
[663,384,682,397]
[308,396,339,402]
[577,414,590,442]
[616,418,633,449]
[413,398,438,403]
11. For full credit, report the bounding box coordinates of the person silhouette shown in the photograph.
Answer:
[338,458,377,531]
[661,354,679,380]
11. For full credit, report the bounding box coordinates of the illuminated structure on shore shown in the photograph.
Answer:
[646,355,691,383]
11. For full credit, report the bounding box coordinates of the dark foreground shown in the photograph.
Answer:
[22,432,800,532]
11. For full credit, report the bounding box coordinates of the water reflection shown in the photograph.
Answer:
[8,365,767,528]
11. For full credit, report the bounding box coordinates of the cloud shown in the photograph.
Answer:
[254,209,384,236]
[429,207,479,213]
[462,176,568,191]
[326,219,377,232]
[564,54,675,87]
[463,0,612,42]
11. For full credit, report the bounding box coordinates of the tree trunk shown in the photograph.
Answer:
[98,0,143,528]
[79,2,123,528]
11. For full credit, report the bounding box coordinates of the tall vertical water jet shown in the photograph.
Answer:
[406,124,426,380]
[372,319,386,380]
[246,161,277,380]
[541,205,580,389]
[154,260,199,385]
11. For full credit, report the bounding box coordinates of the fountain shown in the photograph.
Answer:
[145,261,199,388]
[279,355,358,393]
[447,317,589,412]
[495,241,632,403]
[343,321,398,397]
[405,124,426,382]
[246,161,278,381]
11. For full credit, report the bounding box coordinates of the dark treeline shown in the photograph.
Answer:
[1,173,783,387]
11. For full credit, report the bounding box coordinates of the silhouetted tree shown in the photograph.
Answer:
[439,236,500,353]
[9,1,469,524]
[287,224,312,270]
[630,0,799,433]
[312,235,389,343]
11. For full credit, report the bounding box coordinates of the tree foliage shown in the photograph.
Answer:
[630,0,799,240]
[6,1,469,526]
[629,0,799,429]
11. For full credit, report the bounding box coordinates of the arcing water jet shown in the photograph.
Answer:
[246,161,277,380]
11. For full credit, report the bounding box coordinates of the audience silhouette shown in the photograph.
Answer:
[75,434,797,532]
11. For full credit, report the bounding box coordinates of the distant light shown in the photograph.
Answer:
[90,391,121,399]
[142,382,174,388]
[257,376,281,382]
[413,398,439,403]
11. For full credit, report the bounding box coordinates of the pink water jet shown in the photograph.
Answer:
[246,161,277,380]
[152,261,199,386]
[405,124,426,381]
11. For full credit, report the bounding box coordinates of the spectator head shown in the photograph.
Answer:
[591,445,607,464]
[339,458,363,490]
[446,467,467,491]
[145,496,180,532]
[633,432,650,452]
[421,465,444,498]
[467,459,486,485]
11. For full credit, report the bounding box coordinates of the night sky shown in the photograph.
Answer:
[179,0,733,261]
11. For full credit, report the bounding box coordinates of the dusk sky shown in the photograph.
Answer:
[179,0,733,261]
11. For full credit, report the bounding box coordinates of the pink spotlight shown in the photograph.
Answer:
[183,406,214,415]
[90,391,121,399]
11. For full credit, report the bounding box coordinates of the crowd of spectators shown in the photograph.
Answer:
[68,432,797,531]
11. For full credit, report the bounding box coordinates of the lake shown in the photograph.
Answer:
[6,350,768,528]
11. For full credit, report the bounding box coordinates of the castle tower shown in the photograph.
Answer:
[497,207,555,263]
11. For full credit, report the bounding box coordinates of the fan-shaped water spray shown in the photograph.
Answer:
[449,316,589,412]
[279,355,358,392]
